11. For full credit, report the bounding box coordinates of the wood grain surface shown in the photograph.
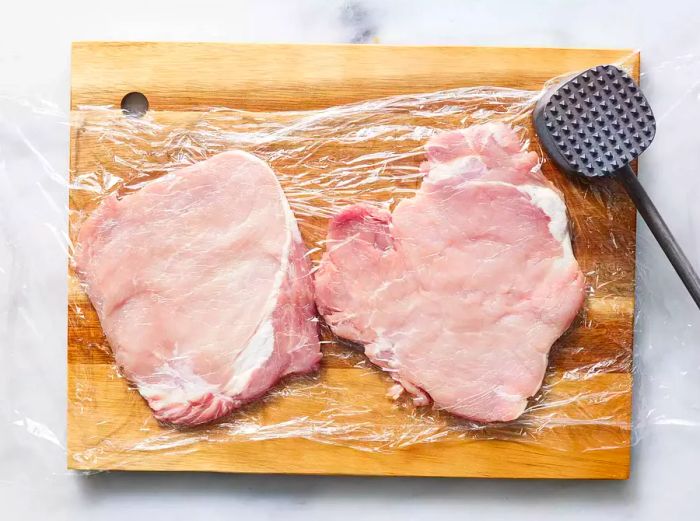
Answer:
[68,42,639,478]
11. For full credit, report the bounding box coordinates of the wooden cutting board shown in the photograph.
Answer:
[68,42,638,478]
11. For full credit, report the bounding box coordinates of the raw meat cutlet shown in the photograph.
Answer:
[75,151,321,426]
[314,123,585,422]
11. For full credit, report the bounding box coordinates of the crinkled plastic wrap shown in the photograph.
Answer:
[64,73,640,468]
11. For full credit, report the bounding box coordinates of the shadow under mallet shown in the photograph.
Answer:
[533,64,700,309]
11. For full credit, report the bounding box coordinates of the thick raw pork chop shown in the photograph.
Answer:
[75,151,321,426]
[315,123,585,422]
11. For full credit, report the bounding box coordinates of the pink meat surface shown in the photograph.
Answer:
[315,123,585,422]
[75,151,321,426]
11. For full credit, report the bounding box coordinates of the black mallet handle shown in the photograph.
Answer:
[617,165,700,309]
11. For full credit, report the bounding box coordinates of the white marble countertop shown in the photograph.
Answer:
[2,0,700,519]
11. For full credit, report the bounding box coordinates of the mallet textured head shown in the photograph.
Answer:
[533,64,656,178]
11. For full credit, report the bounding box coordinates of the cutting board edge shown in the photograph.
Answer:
[66,438,631,479]
[69,42,640,111]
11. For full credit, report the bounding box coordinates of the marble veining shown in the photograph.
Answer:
[341,2,378,43]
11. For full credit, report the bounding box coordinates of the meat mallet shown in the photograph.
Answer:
[533,64,700,309]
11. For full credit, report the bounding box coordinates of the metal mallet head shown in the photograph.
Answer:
[533,64,656,178]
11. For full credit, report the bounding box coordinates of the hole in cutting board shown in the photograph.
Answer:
[121,92,149,117]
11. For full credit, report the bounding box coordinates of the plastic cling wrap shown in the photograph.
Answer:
[66,77,638,469]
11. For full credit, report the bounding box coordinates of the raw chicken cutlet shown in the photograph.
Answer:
[315,123,585,422]
[75,151,321,427]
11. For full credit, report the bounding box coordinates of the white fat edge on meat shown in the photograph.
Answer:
[475,180,575,267]
[222,151,299,396]
[516,183,575,267]
[424,154,574,265]
[226,319,276,395]
[139,358,222,408]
